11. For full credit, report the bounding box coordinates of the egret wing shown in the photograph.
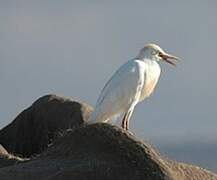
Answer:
[94,60,146,121]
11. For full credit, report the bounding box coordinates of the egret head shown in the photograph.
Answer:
[137,43,179,66]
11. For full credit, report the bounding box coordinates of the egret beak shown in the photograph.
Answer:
[159,52,180,67]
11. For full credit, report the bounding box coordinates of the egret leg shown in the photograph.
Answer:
[125,109,133,131]
[125,117,130,131]
[121,106,135,131]
[121,113,127,130]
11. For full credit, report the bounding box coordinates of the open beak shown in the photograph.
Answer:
[159,52,180,66]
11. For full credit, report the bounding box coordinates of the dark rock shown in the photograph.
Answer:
[0,123,217,180]
[44,123,173,180]
[0,94,93,157]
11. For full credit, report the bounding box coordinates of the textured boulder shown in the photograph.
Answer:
[0,124,216,180]
[0,95,93,157]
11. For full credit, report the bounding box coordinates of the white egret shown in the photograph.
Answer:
[89,43,179,130]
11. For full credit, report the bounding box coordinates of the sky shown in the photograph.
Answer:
[0,1,217,143]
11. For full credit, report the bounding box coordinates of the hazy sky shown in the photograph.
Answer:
[1,1,217,143]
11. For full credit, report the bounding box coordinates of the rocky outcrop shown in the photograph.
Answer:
[0,123,216,180]
[0,95,216,180]
[0,95,93,157]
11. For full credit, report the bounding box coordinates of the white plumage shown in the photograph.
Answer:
[89,43,179,130]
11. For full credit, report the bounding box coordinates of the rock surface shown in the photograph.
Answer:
[0,95,217,180]
[0,124,217,180]
[0,94,93,157]
[0,144,25,168]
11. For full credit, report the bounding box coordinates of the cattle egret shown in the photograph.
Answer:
[89,43,179,130]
